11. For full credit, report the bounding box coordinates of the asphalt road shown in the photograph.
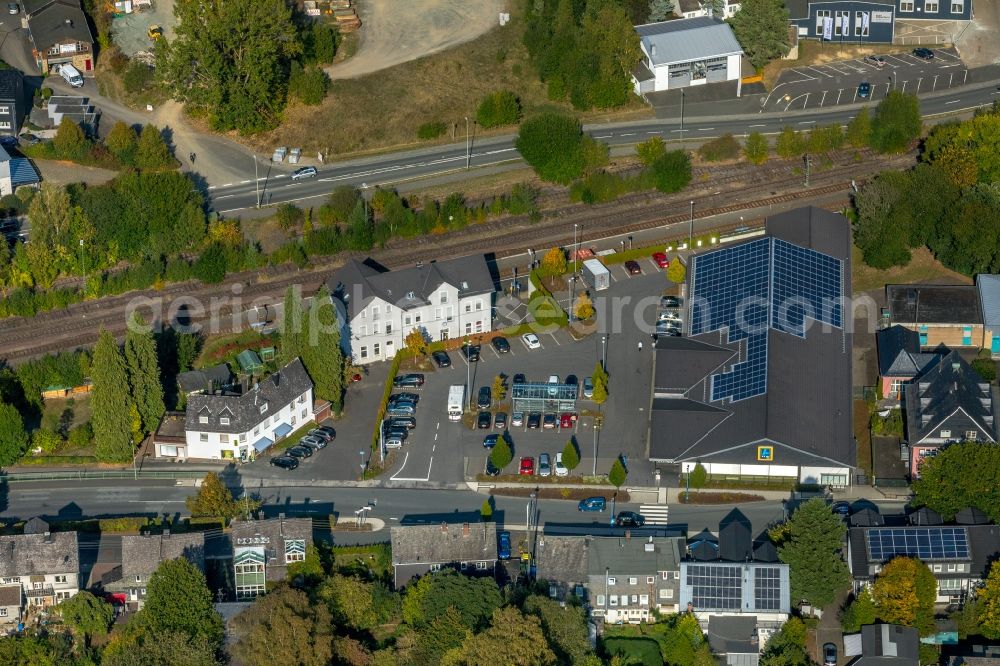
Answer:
[207,77,1000,215]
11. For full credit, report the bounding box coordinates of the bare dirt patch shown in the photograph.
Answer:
[111,1,178,58]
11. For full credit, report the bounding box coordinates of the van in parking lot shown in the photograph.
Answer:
[447,385,465,421]
[59,64,84,88]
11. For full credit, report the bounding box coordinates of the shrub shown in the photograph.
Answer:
[776,127,806,158]
[192,243,228,284]
[972,358,997,382]
[516,113,607,184]
[649,150,692,193]
[476,90,522,128]
[288,63,329,105]
[697,134,740,162]
[274,203,304,230]
[807,124,846,153]
[53,117,89,158]
[744,131,769,164]
[417,121,447,140]
[870,90,922,154]
[67,422,93,449]
[122,60,153,95]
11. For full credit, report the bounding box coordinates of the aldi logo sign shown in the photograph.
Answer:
[757,445,774,461]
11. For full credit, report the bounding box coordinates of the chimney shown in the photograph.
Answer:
[65,18,73,26]
[463,523,470,536]
[163,529,170,538]
[440,522,448,533]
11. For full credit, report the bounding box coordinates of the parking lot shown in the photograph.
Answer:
[762,47,967,112]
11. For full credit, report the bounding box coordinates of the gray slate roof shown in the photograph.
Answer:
[177,363,234,395]
[848,522,1000,580]
[391,524,497,565]
[636,17,743,67]
[0,69,22,103]
[586,535,683,576]
[230,516,313,582]
[856,624,920,666]
[887,284,981,325]
[535,535,590,585]
[876,325,941,378]
[0,532,78,576]
[977,274,1000,327]
[329,256,495,319]
[121,532,205,583]
[708,615,759,656]
[903,349,996,444]
[185,359,312,434]
[27,0,94,49]
[0,584,20,607]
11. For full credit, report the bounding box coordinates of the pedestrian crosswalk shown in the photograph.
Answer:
[639,505,670,525]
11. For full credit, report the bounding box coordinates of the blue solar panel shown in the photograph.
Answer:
[689,237,843,403]
[866,527,970,561]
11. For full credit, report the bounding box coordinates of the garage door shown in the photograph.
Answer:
[707,66,727,83]
[669,70,691,88]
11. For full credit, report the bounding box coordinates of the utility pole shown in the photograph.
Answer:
[464,117,471,170]
[804,154,811,187]
[680,89,685,145]
[688,200,694,249]
[361,182,369,219]
[254,155,260,208]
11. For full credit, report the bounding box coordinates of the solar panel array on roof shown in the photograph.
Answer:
[753,566,782,611]
[866,527,970,562]
[689,237,843,403]
[687,563,742,610]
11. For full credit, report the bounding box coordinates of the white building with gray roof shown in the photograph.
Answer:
[632,16,744,95]
[107,531,206,610]
[586,533,686,624]
[390,523,498,589]
[0,526,79,613]
[329,256,496,365]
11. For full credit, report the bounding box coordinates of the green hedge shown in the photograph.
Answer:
[186,516,226,530]
[17,455,99,466]
[371,353,405,456]
[98,517,152,533]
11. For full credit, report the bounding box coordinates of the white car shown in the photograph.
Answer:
[511,411,524,427]
[658,312,681,323]
[522,333,541,349]
[555,452,568,477]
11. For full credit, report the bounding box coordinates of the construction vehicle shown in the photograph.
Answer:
[147,25,163,41]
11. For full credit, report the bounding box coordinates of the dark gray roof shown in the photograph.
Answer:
[177,363,233,394]
[887,284,981,326]
[121,532,205,582]
[850,508,884,527]
[956,507,991,525]
[708,615,759,656]
[688,528,719,561]
[653,337,735,393]
[848,522,1000,580]
[635,17,743,67]
[857,624,920,666]
[535,535,590,585]
[0,584,20,607]
[633,59,654,83]
[977,274,1000,327]
[0,69,22,103]
[0,532,78,576]
[649,207,854,468]
[586,535,683,576]
[391,524,497,566]
[908,507,943,526]
[47,95,89,107]
[903,349,996,444]
[719,509,752,562]
[876,325,921,377]
[23,517,50,535]
[26,0,94,49]
[329,256,495,319]
[185,359,312,434]
[230,516,312,582]
[752,538,779,563]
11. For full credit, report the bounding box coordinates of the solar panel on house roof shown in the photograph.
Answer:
[689,237,843,403]
[753,566,782,611]
[865,527,971,561]
[687,563,742,611]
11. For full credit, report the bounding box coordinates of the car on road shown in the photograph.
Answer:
[269,455,298,470]
[511,411,524,427]
[522,333,541,349]
[485,458,502,476]
[527,412,541,429]
[583,377,594,398]
[285,445,313,459]
[477,386,491,409]
[652,252,669,268]
[291,166,318,180]
[555,452,568,477]
[857,81,871,98]
[491,336,510,353]
[385,416,416,430]
[483,434,499,449]
[913,47,934,60]
[477,411,492,429]
[625,260,642,276]
[559,413,574,429]
[823,642,837,666]
[864,54,886,68]
[578,496,606,512]
[661,296,682,308]
[393,373,424,388]
[462,343,481,362]
[432,350,451,368]
[615,511,646,527]
[543,413,557,429]
[498,531,512,560]
[513,373,526,384]
[519,456,534,475]
[7,3,18,14]
[494,412,507,429]
[538,453,551,477]
[831,501,851,518]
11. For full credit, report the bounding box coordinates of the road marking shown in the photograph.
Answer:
[798,120,815,125]
[945,99,961,104]
[548,332,561,346]
[646,130,662,134]
[819,90,827,107]
[697,127,715,131]
[239,180,251,184]
[639,505,670,524]
[620,133,635,136]
[748,124,766,128]
[669,129,685,133]
[595,134,611,138]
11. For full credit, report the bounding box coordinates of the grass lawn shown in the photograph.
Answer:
[601,637,663,666]
[196,330,279,370]
[260,2,650,156]
[854,399,874,477]
[851,245,971,294]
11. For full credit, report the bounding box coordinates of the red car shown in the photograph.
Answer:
[652,252,669,269]
[625,260,642,276]
[519,456,535,475]
[559,413,574,429]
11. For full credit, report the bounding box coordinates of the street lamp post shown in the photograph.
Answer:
[361,182,369,219]
[254,154,260,208]
[573,223,579,275]
[78,239,85,283]
[688,200,694,249]
[464,117,471,170]
[601,334,607,370]
[680,89,685,145]
[359,450,365,476]
[592,422,598,476]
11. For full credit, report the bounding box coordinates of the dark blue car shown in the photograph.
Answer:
[498,531,511,560]
[578,496,607,512]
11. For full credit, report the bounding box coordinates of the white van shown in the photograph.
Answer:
[58,64,84,88]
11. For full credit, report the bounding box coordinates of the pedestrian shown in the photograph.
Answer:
[638,341,643,351]
[189,152,196,163]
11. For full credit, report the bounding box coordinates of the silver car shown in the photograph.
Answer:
[538,452,551,477]
[511,411,524,427]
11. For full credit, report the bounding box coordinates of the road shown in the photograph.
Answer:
[207,78,1000,214]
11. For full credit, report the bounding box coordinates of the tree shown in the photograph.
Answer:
[125,313,165,435]
[102,629,219,666]
[650,150,692,193]
[477,90,522,128]
[574,292,595,320]
[144,557,224,648]
[609,457,627,487]
[308,23,338,64]
[490,434,513,470]
[53,116,88,158]
[648,0,674,22]
[91,330,134,462]
[689,462,707,489]
[523,595,594,664]
[320,574,380,631]
[460,606,557,666]
[135,124,173,169]
[698,134,741,161]
[158,0,300,133]
[185,472,246,519]
[775,126,806,158]
[0,401,28,466]
[540,247,567,277]
[0,634,76,665]
[231,584,333,666]
[847,107,872,147]
[911,442,1000,523]
[404,328,428,357]
[481,498,493,521]
[280,286,303,365]
[410,570,502,631]
[57,590,113,647]
[303,286,345,408]
[636,136,666,166]
[667,260,686,283]
[777,498,851,607]
[106,121,138,163]
[872,557,937,634]
[727,0,790,70]
[516,114,608,184]
[842,587,878,633]
[977,560,1000,638]
[561,439,580,471]
[288,63,330,105]
[870,91,922,154]
[744,131,769,165]
[592,374,608,404]
[972,358,998,383]
[492,374,507,403]
[759,617,811,666]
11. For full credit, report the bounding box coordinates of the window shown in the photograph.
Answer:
[405,291,414,300]
[465,322,472,334]
[415,314,421,323]
[260,403,268,414]
[385,323,392,335]
[220,417,230,426]
[33,582,42,590]
[465,303,472,313]
[947,563,957,572]
[440,329,449,341]
[440,292,448,304]
[430,564,442,572]
[435,307,442,321]
[219,434,229,444]
[200,433,209,442]
[360,325,367,337]
[639,594,649,605]
[54,575,67,583]
[254,427,260,436]
[374,343,381,357]
[608,577,616,585]
[199,414,209,424]
[815,9,830,34]
[385,305,392,314]
[284,539,306,563]
[597,594,606,606]
[834,10,849,35]
[290,415,296,426]
[967,430,979,441]
[140,588,146,595]
[899,1,914,11]
[890,379,902,397]
[404,315,411,326]
[2,578,19,584]
[629,577,638,585]
[301,409,307,419]
[609,595,618,606]
[476,561,488,570]
[135,575,142,583]
[933,564,942,572]
[659,588,674,599]
[660,571,669,580]
[951,1,964,12]
[647,576,655,584]
[460,562,468,570]
[621,595,629,606]
[475,299,483,311]
[360,346,368,359]
[854,11,869,36]
[940,430,952,439]
[239,433,247,442]
[446,306,454,322]
[475,320,483,333]
[924,1,939,11]
[373,308,379,321]
[0,608,7,617]
[272,415,279,424]
[630,594,638,604]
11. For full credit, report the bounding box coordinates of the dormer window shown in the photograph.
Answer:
[406,291,414,300]
[198,407,210,425]
[220,417,230,426]
[259,403,268,414]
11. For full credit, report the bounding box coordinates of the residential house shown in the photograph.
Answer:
[390,523,498,589]
[844,623,920,666]
[181,358,314,461]
[107,531,205,610]
[976,274,1000,357]
[328,256,496,365]
[846,509,1000,603]
[587,532,686,624]
[0,524,79,613]
[886,284,983,350]
[648,207,854,486]
[875,325,941,400]
[785,0,973,45]
[230,515,313,600]
[177,363,235,397]
[0,70,24,137]
[674,0,742,19]
[0,144,40,196]
[0,584,21,625]
[24,0,95,74]
[903,349,996,476]
[46,95,99,134]
[631,17,744,96]
[534,534,591,602]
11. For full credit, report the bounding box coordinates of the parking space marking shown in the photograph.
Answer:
[547,332,561,346]
[646,257,659,272]
[884,54,909,66]
[618,264,631,279]
[933,49,961,61]
[803,65,834,78]
[836,89,843,105]
[819,90,827,107]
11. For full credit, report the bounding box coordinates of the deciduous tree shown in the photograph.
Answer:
[912,441,1000,522]
[0,401,28,466]
[492,374,507,403]
[144,558,224,648]
[404,328,428,357]
[231,584,333,666]
[847,107,872,147]
[91,330,134,462]
[408,570,501,631]
[759,617,811,666]
[53,116,88,157]
[102,629,219,666]
[976,560,1000,638]
[870,91,922,154]
[574,292,595,320]
[523,595,594,664]
[135,124,173,169]
[516,114,607,184]
[842,587,878,633]
[872,556,937,634]
[728,0,790,70]
[776,126,806,158]
[689,462,707,489]
[476,90,522,128]
[320,574,379,631]
[106,121,138,163]
[540,247,567,276]
[650,150,692,193]
[636,136,666,166]
[57,590,113,647]
[777,498,851,607]
[460,606,557,666]
[185,472,244,519]
[744,131,769,164]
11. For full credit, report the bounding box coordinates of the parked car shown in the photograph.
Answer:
[578,496,606,512]
[823,643,837,666]
[542,413,557,429]
[559,413,574,429]
[538,453,551,477]
[857,81,871,98]
[513,373,526,385]
[307,428,333,443]
[483,434,499,449]
[477,386,492,409]
[657,311,681,323]
[477,411,492,429]
[527,412,541,429]
[462,343,481,362]
[555,452,568,477]
[314,426,336,439]
[511,411,524,427]
[565,374,578,386]
[432,350,451,368]
[522,333,541,349]
[583,376,594,398]
[494,412,507,429]
[269,456,298,470]
[831,501,851,518]
[386,416,416,430]
[660,296,682,308]
[652,252,669,268]
[485,458,502,476]
[498,531,512,560]
[864,54,886,68]
[913,47,934,60]
[291,166,318,180]
[385,436,404,449]
[519,456,534,475]
[625,260,642,276]
[19,133,40,146]
[615,511,646,527]
[7,3,19,15]
[299,435,326,450]
[285,446,313,459]
[393,374,424,388]
[385,427,408,441]
[491,336,510,353]
[390,392,420,404]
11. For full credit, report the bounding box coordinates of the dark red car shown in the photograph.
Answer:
[519,456,535,475]
[559,413,574,429]
[652,252,669,269]
[625,260,642,276]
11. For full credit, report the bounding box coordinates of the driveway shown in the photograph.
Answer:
[326,0,507,80]
[956,0,1000,67]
